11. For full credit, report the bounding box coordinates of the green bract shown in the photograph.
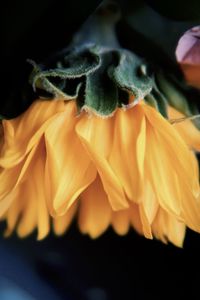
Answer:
[30,44,153,117]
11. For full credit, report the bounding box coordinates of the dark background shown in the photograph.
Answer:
[1,1,200,299]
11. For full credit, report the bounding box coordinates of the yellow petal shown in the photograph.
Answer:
[139,180,158,225]
[78,176,112,238]
[139,204,153,239]
[4,187,23,237]
[76,112,128,210]
[2,141,49,239]
[16,180,38,238]
[17,141,50,239]
[168,106,200,151]
[180,183,200,233]
[145,122,181,215]
[0,139,44,213]
[0,100,65,168]
[144,103,199,196]
[143,104,200,216]
[0,164,22,201]
[112,209,130,236]
[152,208,186,247]
[45,101,96,216]
[108,105,146,203]
[129,204,144,236]
[53,202,78,236]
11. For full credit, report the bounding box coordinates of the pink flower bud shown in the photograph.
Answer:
[176,26,200,89]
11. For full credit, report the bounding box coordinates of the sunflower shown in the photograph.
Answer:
[0,98,200,247]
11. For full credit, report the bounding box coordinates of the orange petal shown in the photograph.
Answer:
[139,180,158,225]
[143,104,200,215]
[53,202,78,236]
[129,204,144,236]
[78,176,112,238]
[108,105,146,203]
[152,208,186,247]
[18,141,49,239]
[0,100,65,168]
[76,112,128,210]
[3,141,50,239]
[145,122,181,215]
[112,209,130,236]
[45,102,96,216]
[0,139,44,212]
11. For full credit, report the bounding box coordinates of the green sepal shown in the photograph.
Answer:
[84,52,118,116]
[155,72,191,116]
[29,44,154,116]
[29,47,100,99]
[144,89,168,118]
[109,49,153,105]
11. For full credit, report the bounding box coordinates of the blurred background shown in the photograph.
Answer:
[1,0,200,299]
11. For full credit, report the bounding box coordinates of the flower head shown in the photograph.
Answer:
[0,98,200,247]
[1,2,200,248]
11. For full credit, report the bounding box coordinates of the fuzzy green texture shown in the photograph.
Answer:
[30,44,153,116]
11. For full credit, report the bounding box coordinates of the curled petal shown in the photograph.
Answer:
[0,100,66,168]
[45,101,96,216]
[53,202,78,236]
[4,141,49,240]
[76,112,128,210]
[108,105,146,203]
[78,176,112,238]
[152,208,186,247]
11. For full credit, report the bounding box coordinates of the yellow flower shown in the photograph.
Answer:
[0,99,200,247]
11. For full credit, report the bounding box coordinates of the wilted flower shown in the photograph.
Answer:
[1,2,200,248]
[0,98,200,247]
[176,26,200,88]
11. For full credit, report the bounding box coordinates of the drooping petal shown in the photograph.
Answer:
[4,140,50,240]
[143,103,200,211]
[129,204,144,236]
[108,105,146,203]
[0,100,66,168]
[45,101,96,216]
[111,209,130,236]
[53,202,78,236]
[180,182,200,233]
[0,136,45,214]
[78,176,112,238]
[76,112,128,211]
[145,121,181,216]
[4,187,23,237]
[168,106,200,151]
[152,208,186,247]
[139,180,159,225]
